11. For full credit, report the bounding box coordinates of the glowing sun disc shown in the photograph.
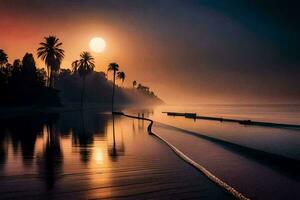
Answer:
[89,37,106,53]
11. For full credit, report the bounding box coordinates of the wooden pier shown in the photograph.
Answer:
[162,112,300,129]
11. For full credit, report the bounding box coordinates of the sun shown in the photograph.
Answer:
[89,37,106,53]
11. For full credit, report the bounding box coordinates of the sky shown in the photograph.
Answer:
[1,0,299,104]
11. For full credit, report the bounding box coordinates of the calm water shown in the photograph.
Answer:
[155,104,300,124]
[126,104,300,159]
[0,104,299,199]
[125,104,300,199]
[0,109,232,199]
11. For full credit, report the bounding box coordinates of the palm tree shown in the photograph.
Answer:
[132,80,137,88]
[71,60,79,73]
[37,36,64,88]
[74,52,95,108]
[117,71,126,86]
[107,63,119,112]
[0,49,8,68]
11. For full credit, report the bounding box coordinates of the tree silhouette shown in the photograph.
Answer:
[20,53,46,87]
[37,36,64,88]
[12,59,21,68]
[133,80,137,88]
[107,63,119,112]
[1,52,55,105]
[0,49,8,68]
[71,60,79,73]
[22,53,36,75]
[73,52,95,108]
[117,71,125,86]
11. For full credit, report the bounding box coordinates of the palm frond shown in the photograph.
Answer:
[107,62,119,72]
[117,71,126,82]
[76,51,95,77]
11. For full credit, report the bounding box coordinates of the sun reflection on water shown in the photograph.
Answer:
[94,147,104,164]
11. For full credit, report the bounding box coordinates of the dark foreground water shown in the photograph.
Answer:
[0,109,232,200]
[126,104,300,200]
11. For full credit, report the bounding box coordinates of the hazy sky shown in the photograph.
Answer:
[1,0,299,104]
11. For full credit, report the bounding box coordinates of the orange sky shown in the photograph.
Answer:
[1,13,135,85]
[1,9,180,102]
[1,0,299,104]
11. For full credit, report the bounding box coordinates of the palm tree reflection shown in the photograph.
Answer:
[0,133,7,170]
[72,111,94,164]
[37,120,62,189]
[0,111,127,189]
[108,114,125,160]
[79,111,93,163]
[109,114,117,158]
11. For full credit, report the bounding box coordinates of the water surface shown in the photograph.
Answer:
[0,110,232,199]
[125,104,300,199]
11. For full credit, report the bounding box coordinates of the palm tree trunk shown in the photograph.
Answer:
[111,70,116,113]
[47,67,50,87]
[49,69,53,88]
[81,76,86,108]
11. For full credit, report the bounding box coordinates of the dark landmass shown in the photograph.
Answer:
[0,52,163,115]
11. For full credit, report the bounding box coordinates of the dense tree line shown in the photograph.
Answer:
[0,36,162,107]
[0,52,60,105]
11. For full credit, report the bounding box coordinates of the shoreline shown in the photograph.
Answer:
[0,104,108,119]
[0,102,162,119]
